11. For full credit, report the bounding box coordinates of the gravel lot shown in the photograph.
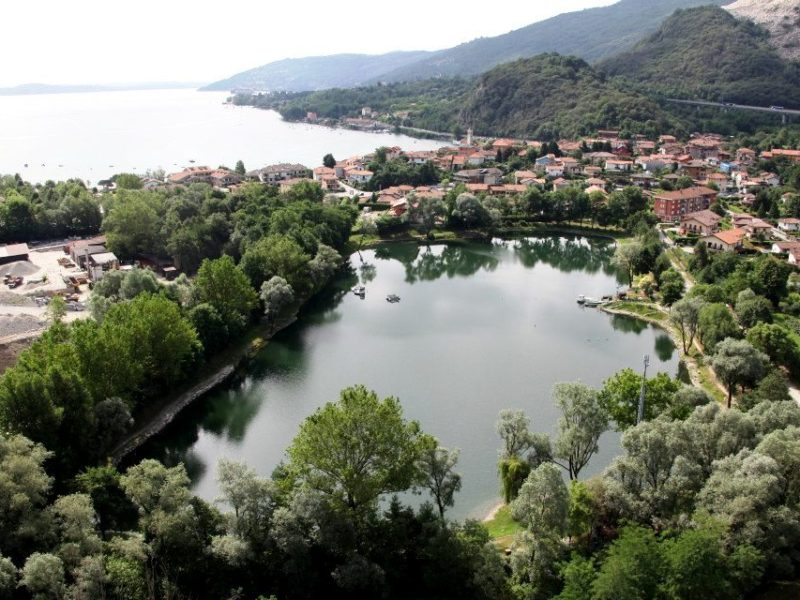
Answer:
[0,313,44,338]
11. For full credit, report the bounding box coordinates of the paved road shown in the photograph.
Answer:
[666,98,800,116]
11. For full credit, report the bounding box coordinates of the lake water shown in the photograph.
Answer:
[0,89,443,184]
[136,236,680,519]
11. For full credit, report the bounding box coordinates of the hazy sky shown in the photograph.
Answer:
[0,0,617,86]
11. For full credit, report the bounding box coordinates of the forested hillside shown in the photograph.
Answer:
[373,0,729,83]
[241,55,686,140]
[457,55,683,139]
[599,6,800,108]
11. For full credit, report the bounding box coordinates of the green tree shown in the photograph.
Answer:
[658,268,685,305]
[287,385,423,512]
[323,153,336,169]
[234,160,246,176]
[740,370,792,410]
[670,297,704,353]
[612,242,642,287]
[698,303,740,352]
[599,369,680,429]
[566,480,595,542]
[735,290,773,329]
[102,193,163,257]
[555,555,596,600]
[115,173,143,190]
[591,526,663,600]
[0,555,16,600]
[240,235,310,292]
[552,382,608,479]
[307,244,342,291]
[755,257,791,304]
[711,338,769,408]
[19,553,65,600]
[47,296,67,325]
[195,255,257,335]
[100,294,201,395]
[746,323,799,375]
[661,519,755,600]
[260,276,295,323]
[417,436,462,519]
[216,459,277,549]
[450,193,494,229]
[0,434,52,558]
[511,463,568,535]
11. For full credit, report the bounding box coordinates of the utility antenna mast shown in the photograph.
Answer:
[636,355,650,424]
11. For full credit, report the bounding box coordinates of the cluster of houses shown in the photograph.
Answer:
[124,129,799,263]
[150,130,797,206]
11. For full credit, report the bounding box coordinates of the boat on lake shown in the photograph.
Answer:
[577,295,604,307]
[352,285,366,297]
[386,294,401,303]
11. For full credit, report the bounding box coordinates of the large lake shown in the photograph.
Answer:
[0,89,443,184]
[136,236,680,519]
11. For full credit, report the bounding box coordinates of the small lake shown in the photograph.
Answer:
[0,89,443,184]
[137,235,680,518]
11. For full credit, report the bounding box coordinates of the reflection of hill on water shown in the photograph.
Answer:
[513,236,617,277]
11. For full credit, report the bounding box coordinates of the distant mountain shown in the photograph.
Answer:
[0,82,202,96]
[201,52,433,93]
[726,0,800,60]
[205,0,729,93]
[370,0,730,84]
[598,5,800,108]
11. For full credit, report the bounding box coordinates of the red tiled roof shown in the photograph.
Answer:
[709,228,746,245]
[655,186,717,201]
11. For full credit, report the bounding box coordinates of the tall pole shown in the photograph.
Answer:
[637,355,650,425]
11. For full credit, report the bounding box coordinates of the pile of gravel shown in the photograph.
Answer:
[0,314,44,339]
[0,292,36,307]
[0,261,40,277]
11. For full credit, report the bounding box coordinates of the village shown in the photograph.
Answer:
[135,126,800,257]
[2,125,800,360]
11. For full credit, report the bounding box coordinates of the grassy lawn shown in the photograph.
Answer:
[483,505,523,550]
[726,204,750,215]
[606,301,668,323]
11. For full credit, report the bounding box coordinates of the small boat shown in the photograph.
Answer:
[352,285,365,297]
[386,294,401,303]
[577,295,602,307]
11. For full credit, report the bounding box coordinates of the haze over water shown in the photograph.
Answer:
[0,89,443,184]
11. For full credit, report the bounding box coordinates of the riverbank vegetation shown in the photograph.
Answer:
[0,180,356,482]
[3,358,800,599]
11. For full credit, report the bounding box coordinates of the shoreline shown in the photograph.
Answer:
[102,227,630,466]
[482,501,505,523]
[111,226,630,463]
[110,311,300,464]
